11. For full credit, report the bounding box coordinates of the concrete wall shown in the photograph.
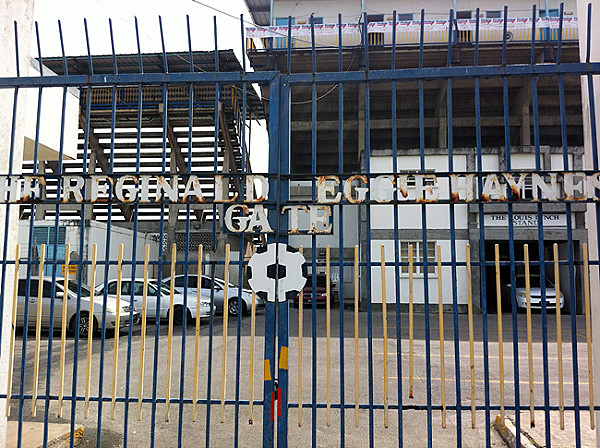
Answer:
[272,0,578,23]
[0,1,34,445]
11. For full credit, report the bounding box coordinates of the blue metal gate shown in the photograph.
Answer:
[2,4,600,448]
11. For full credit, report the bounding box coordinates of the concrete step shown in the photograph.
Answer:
[6,421,83,448]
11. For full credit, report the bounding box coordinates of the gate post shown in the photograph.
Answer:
[0,2,34,445]
[275,78,291,448]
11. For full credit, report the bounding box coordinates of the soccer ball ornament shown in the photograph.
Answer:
[247,243,307,302]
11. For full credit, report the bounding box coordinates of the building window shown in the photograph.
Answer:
[456,11,472,19]
[366,14,384,23]
[400,241,437,276]
[396,14,414,21]
[309,17,323,25]
[486,11,502,18]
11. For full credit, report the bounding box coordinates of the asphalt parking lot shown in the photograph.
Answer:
[7,308,592,447]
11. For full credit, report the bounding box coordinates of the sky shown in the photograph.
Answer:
[31,0,269,172]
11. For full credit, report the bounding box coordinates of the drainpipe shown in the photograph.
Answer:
[270,0,274,25]
[361,0,364,21]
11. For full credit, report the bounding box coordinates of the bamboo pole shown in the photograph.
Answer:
[297,245,303,427]
[31,244,45,417]
[58,244,70,418]
[524,244,535,427]
[5,244,20,417]
[380,245,389,428]
[436,245,446,428]
[84,244,97,419]
[137,244,150,421]
[110,244,124,420]
[554,243,564,429]
[408,244,414,399]
[165,243,176,422]
[495,244,504,423]
[583,243,595,429]
[354,245,359,427]
[326,245,332,427]
[220,244,230,423]
[466,244,476,428]
[192,244,203,422]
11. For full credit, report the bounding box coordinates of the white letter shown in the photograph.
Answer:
[245,175,269,202]
[308,205,332,234]
[62,176,84,202]
[183,175,206,203]
[247,204,273,233]
[156,175,179,202]
[317,176,342,203]
[115,175,139,202]
[224,205,251,232]
[281,205,309,234]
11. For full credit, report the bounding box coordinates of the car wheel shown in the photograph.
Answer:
[171,305,187,325]
[71,312,96,338]
[228,298,245,316]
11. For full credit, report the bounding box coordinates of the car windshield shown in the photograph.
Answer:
[66,281,91,297]
[514,275,555,289]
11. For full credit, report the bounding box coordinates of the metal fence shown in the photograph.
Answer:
[1,4,600,448]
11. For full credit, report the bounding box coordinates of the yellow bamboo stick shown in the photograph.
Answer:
[583,243,595,430]
[192,244,203,423]
[31,244,45,417]
[466,244,476,429]
[84,244,97,419]
[297,245,303,427]
[5,244,20,417]
[436,245,446,428]
[380,245,389,428]
[326,245,332,427]
[495,244,504,423]
[165,243,176,422]
[354,245,359,427]
[220,244,230,423]
[554,243,564,430]
[137,244,150,421]
[524,245,535,427]
[111,243,124,420]
[408,244,414,399]
[58,244,70,418]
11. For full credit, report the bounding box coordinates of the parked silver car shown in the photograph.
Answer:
[162,274,264,316]
[15,277,137,337]
[96,278,213,324]
[502,274,564,310]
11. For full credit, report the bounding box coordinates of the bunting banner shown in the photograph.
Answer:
[245,17,578,39]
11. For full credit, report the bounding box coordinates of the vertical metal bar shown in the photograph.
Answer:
[473,8,493,446]
[524,244,535,427]
[84,244,98,419]
[362,13,375,447]
[326,245,332,427]
[220,243,230,422]
[17,21,44,447]
[466,244,476,428]
[31,244,45,417]
[138,244,150,421]
[165,243,176,422]
[529,6,552,445]
[354,244,359,427]
[192,245,203,423]
[494,244,504,423]
[408,244,414,399]
[380,246,389,428]
[5,244,20,417]
[248,255,257,426]
[44,19,68,441]
[337,13,346,445]
[582,243,595,429]
[436,245,446,429]
[111,243,124,420]
[297,245,303,427]
[57,245,70,418]
[445,13,461,444]
[553,243,564,429]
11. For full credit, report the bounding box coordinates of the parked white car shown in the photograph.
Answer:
[15,277,138,337]
[162,274,264,316]
[96,278,213,324]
